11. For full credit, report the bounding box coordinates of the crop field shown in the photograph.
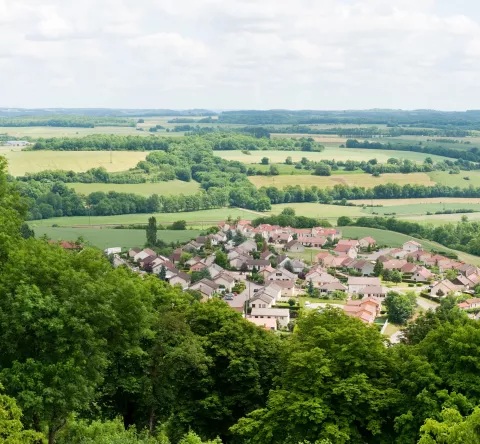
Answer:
[339,226,480,265]
[29,207,260,227]
[214,148,450,164]
[362,202,480,216]
[427,170,480,187]
[249,172,435,189]
[68,180,201,197]
[34,227,201,250]
[268,203,365,219]
[401,212,480,226]
[2,126,148,138]
[350,197,480,206]
[3,150,148,176]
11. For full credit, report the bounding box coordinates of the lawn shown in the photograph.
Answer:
[4,150,148,176]
[339,226,480,265]
[68,180,201,197]
[29,207,260,227]
[428,170,480,187]
[34,227,201,250]
[298,297,345,307]
[286,249,325,264]
[214,148,450,164]
[249,173,435,189]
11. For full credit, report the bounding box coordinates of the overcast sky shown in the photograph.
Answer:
[1,0,480,110]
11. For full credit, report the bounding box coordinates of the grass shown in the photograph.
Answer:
[249,173,435,189]
[339,226,480,265]
[4,151,148,176]
[2,126,149,138]
[298,297,345,307]
[29,208,260,227]
[68,181,201,197]
[214,148,450,164]
[269,203,365,219]
[34,227,201,250]
[285,249,324,264]
[428,170,480,187]
[384,323,401,336]
[350,198,480,206]
[362,202,480,216]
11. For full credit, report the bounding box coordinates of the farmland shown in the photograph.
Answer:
[35,227,201,250]
[268,203,365,219]
[339,226,480,265]
[349,197,480,206]
[68,180,201,197]
[249,172,435,189]
[2,126,149,138]
[428,170,480,187]
[29,207,261,227]
[214,148,450,164]
[3,150,148,176]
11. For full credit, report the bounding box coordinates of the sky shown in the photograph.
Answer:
[1,0,480,110]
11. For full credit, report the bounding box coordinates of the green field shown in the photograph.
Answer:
[69,180,201,197]
[29,207,261,227]
[339,226,480,265]
[4,150,148,176]
[2,126,149,138]
[35,227,201,250]
[269,203,364,219]
[363,202,480,216]
[249,172,435,189]
[214,148,450,164]
[428,170,480,187]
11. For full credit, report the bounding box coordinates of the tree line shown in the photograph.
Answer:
[0,115,136,127]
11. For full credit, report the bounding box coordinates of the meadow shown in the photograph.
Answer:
[2,126,148,138]
[3,150,148,176]
[268,203,365,219]
[249,172,435,189]
[350,197,480,206]
[428,170,480,187]
[339,226,480,265]
[214,148,450,164]
[68,180,201,197]
[29,208,260,227]
[35,227,201,250]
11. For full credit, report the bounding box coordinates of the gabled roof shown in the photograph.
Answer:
[348,277,381,286]
[404,240,422,246]
[361,236,376,244]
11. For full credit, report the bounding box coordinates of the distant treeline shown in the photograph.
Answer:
[347,215,480,256]
[218,109,480,129]
[0,115,136,128]
[346,139,480,163]
[29,133,324,152]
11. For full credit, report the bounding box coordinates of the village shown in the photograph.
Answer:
[106,219,480,334]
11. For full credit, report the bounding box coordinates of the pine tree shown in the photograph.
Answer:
[373,259,384,277]
[146,216,157,247]
[159,265,167,281]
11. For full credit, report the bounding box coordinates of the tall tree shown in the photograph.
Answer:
[146,217,157,247]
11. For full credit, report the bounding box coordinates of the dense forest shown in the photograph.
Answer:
[3,160,480,443]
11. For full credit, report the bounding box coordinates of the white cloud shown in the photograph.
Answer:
[1,0,480,109]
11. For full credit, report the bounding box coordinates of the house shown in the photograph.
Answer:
[390,248,408,259]
[334,244,357,259]
[250,290,277,309]
[337,239,360,249]
[245,259,271,271]
[348,277,381,294]
[267,268,297,281]
[383,259,408,271]
[238,239,257,253]
[169,272,191,289]
[298,236,327,248]
[190,262,207,272]
[274,232,293,245]
[273,279,296,297]
[347,260,375,276]
[112,254,129,268]
[323,255,349,269]
[276,255,290,267]
[359,285,387,299]
[104,247,122,256]
[403,240,422,253]
[315,228,341,240]
[289,259,307,273]
[184,241,201,252]
[207,263,224,278]
[259,265,276,279]
[315,252,330,263]
[458,298,480,310]
[307,272,339,287]
[169,248,184,263]
[260,251,275,261]
[248,317,277,331]
[229,255,251,270]
[189,279,220,299]
[128,248,141,258]
[319,282,347,295]
[430,280,460,298]
[213,273,235,292]
[411,267,434,282]
[263,282,283,300]
[401,262,418,275]
[250,308,290,328]
[285,240,305,253]
[343,298,381,324]
[359,237,376,249]
[458,264,479,278]
[134,250,154,263]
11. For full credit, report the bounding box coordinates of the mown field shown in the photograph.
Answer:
[339,226,480,265]
[68,180,201,197]
[428,170,480,187]
[4,150,148,176]
[249,172,435,189]
[2,126,148,138]
[268,203,364,219]
[29,208,260,227]
[35,227,201,250]
[214,148,450,164]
